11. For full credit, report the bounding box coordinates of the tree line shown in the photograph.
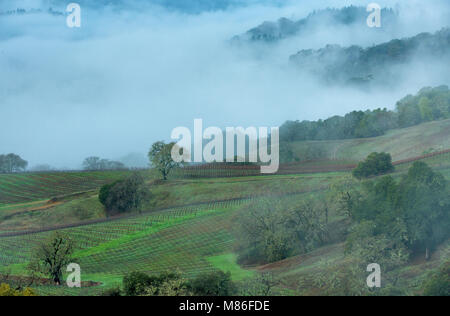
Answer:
[0,154,28,173]
[231,157,449,294]
[280,86,450,142]
[82,156,127,171]
[345,161,449,262]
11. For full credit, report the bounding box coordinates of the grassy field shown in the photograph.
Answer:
[0,121,449,296]
[291,119,450,162]
[0,203,246,295]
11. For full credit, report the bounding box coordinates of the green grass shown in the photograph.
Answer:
[147,172,342,210]
[394,151,450,173]
[73,209,219,259]
[291,119,450,162]
[207,253,254,281]
[0,203,244,294]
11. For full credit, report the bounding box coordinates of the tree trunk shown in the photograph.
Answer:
[425,247,430,261]
[54,274,61,286]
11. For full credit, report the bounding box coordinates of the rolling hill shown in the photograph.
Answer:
[290,118,450,162]
[0,119,449,296]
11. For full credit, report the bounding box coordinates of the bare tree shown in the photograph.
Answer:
[29,232,75,285]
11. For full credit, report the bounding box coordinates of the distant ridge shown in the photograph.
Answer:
[233,6,398,43]
[289,28,450,85]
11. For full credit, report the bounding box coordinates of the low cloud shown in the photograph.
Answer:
[0,0,449,168]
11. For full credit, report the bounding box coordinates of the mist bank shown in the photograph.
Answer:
[1,0,286,13]
[0,1,449,168]
[289,28,450,87]
[233,6,400,43]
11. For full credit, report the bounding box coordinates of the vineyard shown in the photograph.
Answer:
[393,149,450,173]
[393,148,450,166]
[0,171,130,206]
[0,201,249,295]
[0,141,448,295]
[291,118,450,163]
[171,149,450,179]
[0,150,449,236]
[171,160,356,179]
[0,170,334,295]
[0,184,329,238]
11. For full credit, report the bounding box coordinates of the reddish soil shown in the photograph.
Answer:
[176,149,450,178]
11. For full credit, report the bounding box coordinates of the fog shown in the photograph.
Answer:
[0,0,449,169]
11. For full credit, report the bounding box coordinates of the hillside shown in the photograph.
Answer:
[1,119,449,234]
[1,0,449,299]
[0,139,449,295]
[233,6,398,43]
[1,159,448,295]
[290,118,450,162]
[0,171,340,234]
[256,239,450,296]
[289,28,450,85]
[0,171,129,206]
[0,169,340,295]
[0,119,449,296]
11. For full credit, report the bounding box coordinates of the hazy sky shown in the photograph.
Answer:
[1,0,449,168]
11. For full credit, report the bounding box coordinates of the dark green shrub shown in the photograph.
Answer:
[123,271,189,296]
[123,272,152,296]
[99,173,149,215]
[101,286,122,296]
[353,152,394,179]
[423,262,450,296]
[99,181,122,206]
[347,162,449,260]
[189,271,236,296]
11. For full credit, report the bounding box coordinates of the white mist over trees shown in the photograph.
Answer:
[0,0,449,168]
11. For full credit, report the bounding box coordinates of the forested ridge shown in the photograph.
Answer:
[234,6,398,43]
[289,28,450,85]
[280,85,450,142]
